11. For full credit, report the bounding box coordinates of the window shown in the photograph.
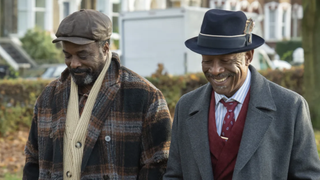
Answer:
[35,0,45,7]
[18,0,28,36]
[216,5,223,9]
[282,10,286,37]
[18,0,53,37]
[292,4,302,37]
[230,1,237,11]
[63,2,70,18]
[35,0,46,29]
[113,2,120,13]
[210,0,224,9]
[112,0,120,33]
[279,3,292,39]
[269,9,276,39]
[60,0,80,23]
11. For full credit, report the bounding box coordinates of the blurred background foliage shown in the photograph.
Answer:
[20,27,64,65]
[0,79,49,135]
[0,64,305,136]
[275,39,302,62]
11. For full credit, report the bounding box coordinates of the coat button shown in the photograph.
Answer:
[75,141,82,148]
[105,135,111,142]
[103,175,110,180]
[66,171,72,178]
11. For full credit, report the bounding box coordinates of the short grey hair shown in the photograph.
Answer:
[97,39,110,47]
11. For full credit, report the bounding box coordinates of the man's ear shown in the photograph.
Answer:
[245,50,254,66]
[103,42,110,55]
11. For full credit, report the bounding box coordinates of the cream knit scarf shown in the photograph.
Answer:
[63,51,112,179]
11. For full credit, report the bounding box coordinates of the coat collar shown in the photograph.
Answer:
[186,65,276,179]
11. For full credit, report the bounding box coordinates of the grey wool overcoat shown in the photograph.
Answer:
[163,65,320,180]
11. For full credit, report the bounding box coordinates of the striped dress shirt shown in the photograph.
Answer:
[214,69,251,136]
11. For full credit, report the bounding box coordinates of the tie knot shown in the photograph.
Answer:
[220,99,238,112]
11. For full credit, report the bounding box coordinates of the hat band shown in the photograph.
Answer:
[197,33,252,49]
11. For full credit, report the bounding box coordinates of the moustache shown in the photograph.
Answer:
[70,68,91,74]
[205,73,234,79]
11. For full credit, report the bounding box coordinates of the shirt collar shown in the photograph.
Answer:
[215,69,251,105]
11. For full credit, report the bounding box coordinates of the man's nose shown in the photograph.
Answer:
[70,58,81,69]
[208,61,224,76]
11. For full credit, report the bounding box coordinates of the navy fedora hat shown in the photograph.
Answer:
[185,9,264,55]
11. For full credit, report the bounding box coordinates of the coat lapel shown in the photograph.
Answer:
[233,66,276,175]
[51,75,70,171]
[186,83,214,180]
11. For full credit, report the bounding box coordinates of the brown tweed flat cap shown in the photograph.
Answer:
[52,9,112,45]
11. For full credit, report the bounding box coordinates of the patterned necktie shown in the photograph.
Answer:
[220,99,239,140]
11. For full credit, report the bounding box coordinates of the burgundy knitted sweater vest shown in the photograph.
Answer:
[208,90,250,180]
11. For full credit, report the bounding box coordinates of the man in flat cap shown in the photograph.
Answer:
[164,9,320,180]
[23,9,172,179]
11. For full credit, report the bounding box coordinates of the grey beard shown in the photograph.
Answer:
[83,74,93,85]
[71,73,94,86]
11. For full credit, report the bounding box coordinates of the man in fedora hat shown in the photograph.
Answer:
[23,9,172,179]
[164,9,320,180]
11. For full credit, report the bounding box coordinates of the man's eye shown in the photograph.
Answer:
[202,60,211,64]
[65,55,71,59]
[221,59,230,63]
[78,54,88,60]
[79,56,87,60]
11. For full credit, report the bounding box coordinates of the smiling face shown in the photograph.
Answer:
[202,50,253,97]
[62,41,108,86]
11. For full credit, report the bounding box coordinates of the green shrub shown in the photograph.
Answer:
[3,172,22,180]
[259,66,304,95]
[0,79,50,136]
[0,58,19,79]
[0,66,305,135]
[20,27,64,64]
[275,40,302,62]
[0,105,33,136]
[146,64,207,116]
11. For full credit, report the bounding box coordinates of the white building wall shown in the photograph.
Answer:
[122,0,136,12]
[152,0,167,9]
[122,0,167,12]
[134,0,152,11]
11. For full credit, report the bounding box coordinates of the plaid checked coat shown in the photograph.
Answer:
[23,53,172,180]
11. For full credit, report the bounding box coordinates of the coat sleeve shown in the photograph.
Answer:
[163,100,183,179]
[23,103,40,180]
[288,98,320,179]
[138,89,172,180]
